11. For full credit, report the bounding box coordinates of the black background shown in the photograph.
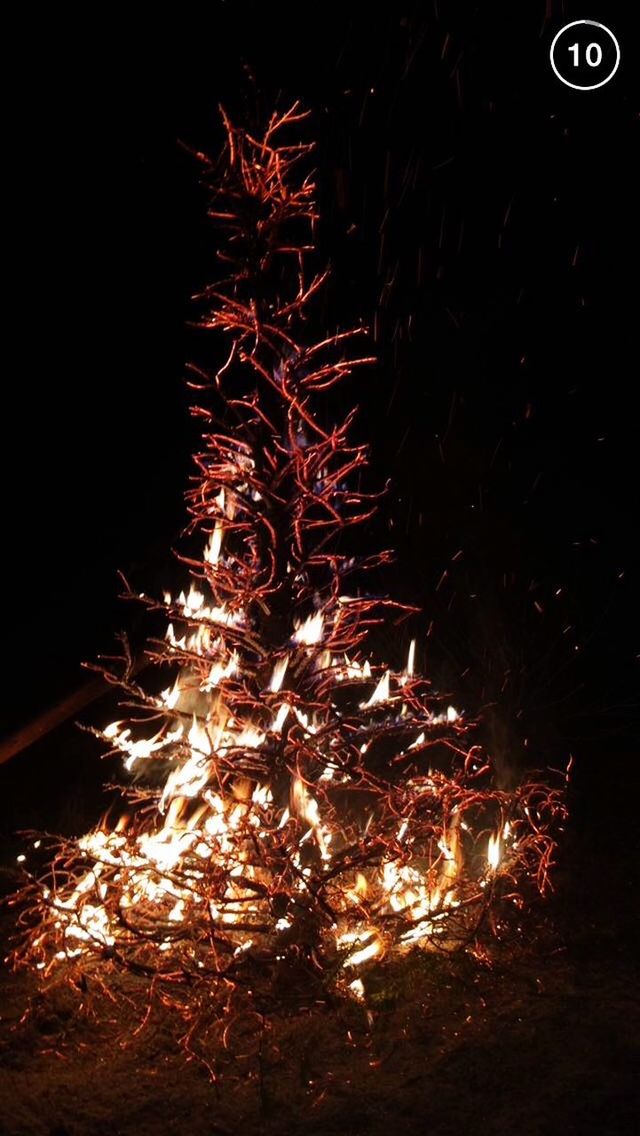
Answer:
[2,3,638,817]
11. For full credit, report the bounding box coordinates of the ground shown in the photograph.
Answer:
[0,808,637,1136]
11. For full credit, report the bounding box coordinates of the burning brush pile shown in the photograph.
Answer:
[9,106,567,1037]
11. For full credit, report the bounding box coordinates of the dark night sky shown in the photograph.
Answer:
[3,4,639,792]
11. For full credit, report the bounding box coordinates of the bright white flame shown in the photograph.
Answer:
[338,655,372,681]
[165,589,243,656]
[158,679,182,709]
[159,718,212,811]
[430,704,460,725]
[269,655,289,692]
[272,703,290,734]
[292,707,317,735]
[204,524,223,565]
[201,652,238,691]
[363,671,390,707]
[103,721,185,773]
[292,778,332,862]
[293,611,324,645]
[339,932,381,968]
[487,832,501,872]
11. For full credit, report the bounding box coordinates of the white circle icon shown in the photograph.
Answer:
[550,21,621,91]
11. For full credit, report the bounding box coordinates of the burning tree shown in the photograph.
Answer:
[10,105,567,1038]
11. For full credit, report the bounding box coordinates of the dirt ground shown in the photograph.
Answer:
[0,824,637,1136]
[0,721,637,1136]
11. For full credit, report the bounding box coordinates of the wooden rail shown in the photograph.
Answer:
[0,673,112,765]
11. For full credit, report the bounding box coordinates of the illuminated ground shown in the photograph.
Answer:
[1,773,637,1136]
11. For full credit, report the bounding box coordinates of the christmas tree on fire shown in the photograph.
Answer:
[13,105,566,1008]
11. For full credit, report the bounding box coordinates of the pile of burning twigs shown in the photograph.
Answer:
[7,105,568,1047]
